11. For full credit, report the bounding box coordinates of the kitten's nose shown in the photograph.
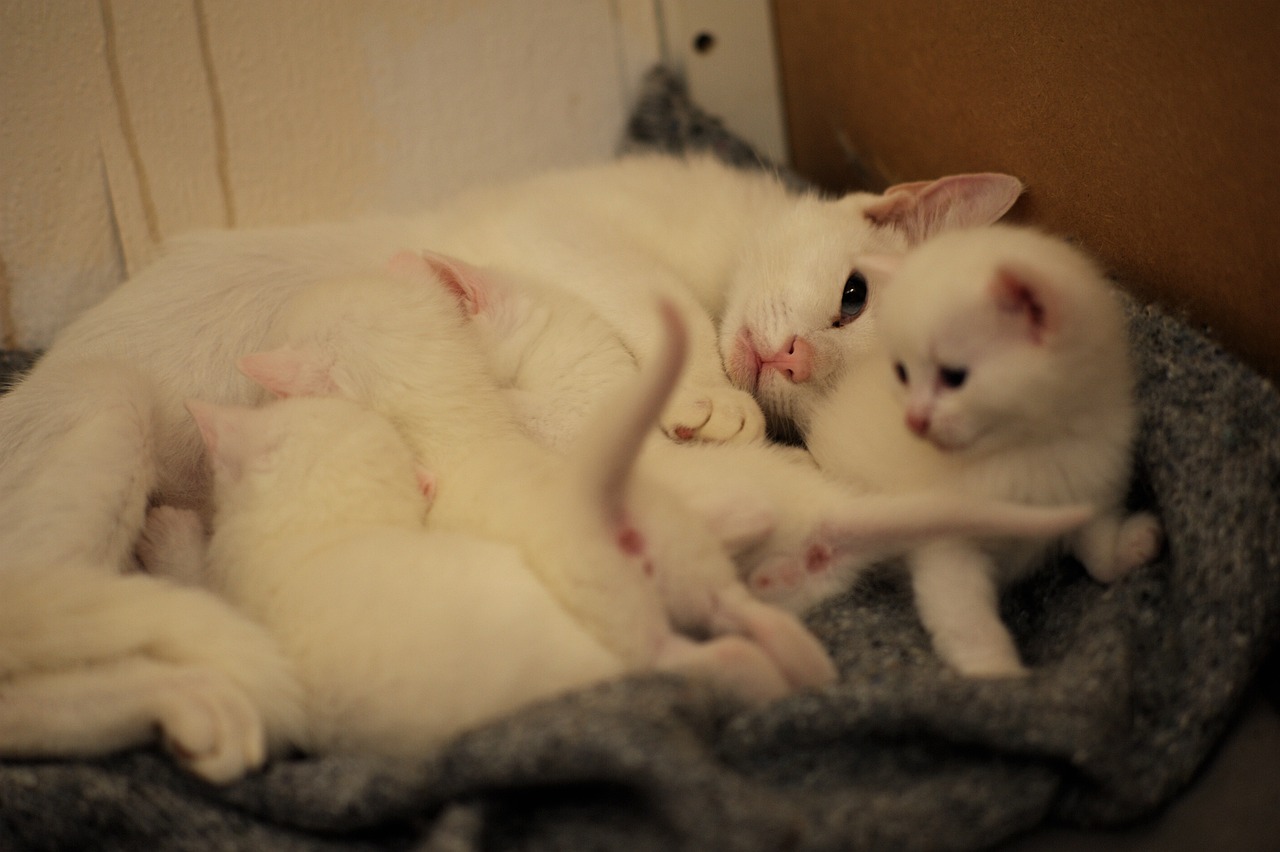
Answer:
[761,337,813,383]
[905,410,931,437]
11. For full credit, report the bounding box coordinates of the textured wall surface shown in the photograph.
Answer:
[0,0,666,348]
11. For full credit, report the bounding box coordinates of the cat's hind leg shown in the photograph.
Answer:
[1071,510,1164,584]
[706,584,838,688]
[909,540,1028,678]
[0,656,265,783]
[654,633,791,704]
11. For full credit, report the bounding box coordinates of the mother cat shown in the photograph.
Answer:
[0,154,1018,775]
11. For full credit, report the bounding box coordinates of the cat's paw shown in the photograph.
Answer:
[950,653,1031,679]
[745,545,838,614]
[136,506,206,585]
[1106,511,1164,582]
[661,385,766,444]
[153,666,266,784]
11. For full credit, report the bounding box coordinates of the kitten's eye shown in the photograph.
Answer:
[939,366,968,389]
[835,270,869,327]
[894,362,908,384]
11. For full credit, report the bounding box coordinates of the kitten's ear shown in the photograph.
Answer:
[185,400,252,482]
[858,173,1024,245]
[990,266,1058,343]
[388,249,489,315]
[237,347,336,398]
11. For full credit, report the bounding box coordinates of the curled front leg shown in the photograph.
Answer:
[661,382,766,444]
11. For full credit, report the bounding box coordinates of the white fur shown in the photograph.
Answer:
[803,226,1163,677]
[241,265,822,699]
[458,250,1095,620]
[155,394,632,758]
[425,155,1024,443]
[0,156,1017,772]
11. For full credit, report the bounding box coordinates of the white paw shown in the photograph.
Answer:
[946,649,1030,679]
[154,667,266,784]
[1112,511,1163,578]
[136,507,205,584]
[661,385,766,444]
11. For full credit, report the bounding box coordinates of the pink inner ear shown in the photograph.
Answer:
[184,400,221,455]
[864,173,1024,244]
[419,250,488,316]
[991,268,1050,343]
[238,348,335,398]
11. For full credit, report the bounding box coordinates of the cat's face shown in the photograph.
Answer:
[717,173,1026,441]
[719,195,906,440]
[877,228,1090,457]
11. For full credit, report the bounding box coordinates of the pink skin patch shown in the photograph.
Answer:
[759,336,814,384]
[616,525,646,557]
[805,543,832,574]
[673,426,696,442]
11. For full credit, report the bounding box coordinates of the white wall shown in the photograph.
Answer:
[0,0,782,349]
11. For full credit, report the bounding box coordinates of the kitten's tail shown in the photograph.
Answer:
[573,299,688,525]
[0,565,304,746]
[823,494,1094,562]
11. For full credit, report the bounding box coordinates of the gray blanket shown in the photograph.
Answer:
[3,68,1278,851]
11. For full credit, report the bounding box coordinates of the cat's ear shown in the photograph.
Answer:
[237,347,336,398]
[388,249,489,315]
[858,173,1024,245]
[990,265,1059,344]
[185,400,253,482]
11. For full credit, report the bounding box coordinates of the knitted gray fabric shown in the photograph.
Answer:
[2,67,1277,851]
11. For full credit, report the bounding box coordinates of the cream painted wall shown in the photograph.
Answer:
[1,0,782,350]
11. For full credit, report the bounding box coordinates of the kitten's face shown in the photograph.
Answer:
[877,229,1085,457]
[719,195,907,439]
[883,301,1046,456]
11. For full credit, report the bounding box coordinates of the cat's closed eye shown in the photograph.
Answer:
[939,366,968,389]
[834,271,869,327]
[894,362,908,384]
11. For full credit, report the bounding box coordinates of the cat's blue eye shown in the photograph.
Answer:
[894,362,908,384]
[939,366,968,389]
[837,270,869,325]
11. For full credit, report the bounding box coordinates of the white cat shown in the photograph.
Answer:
[442,249,1097,618]
[425,154,1025,443]
[0,155,1014,772]
[141,393,632,759]
[800,225,1163,677]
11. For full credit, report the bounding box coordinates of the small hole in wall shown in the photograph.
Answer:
[693,31,716,54]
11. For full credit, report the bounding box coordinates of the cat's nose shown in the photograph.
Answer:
[905,410,931,437]
[761,337,813,383]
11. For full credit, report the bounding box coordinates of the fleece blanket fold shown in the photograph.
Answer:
[2,67,1277,851]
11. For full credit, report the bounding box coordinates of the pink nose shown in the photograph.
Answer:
[760,337,813,383]
[906,411,930,437]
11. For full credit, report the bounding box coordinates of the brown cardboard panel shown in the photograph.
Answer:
[773,0,1280,381]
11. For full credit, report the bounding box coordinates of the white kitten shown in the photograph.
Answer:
[146,393,631,759]
[802,225,1163,677]
[448,250,1096,619]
